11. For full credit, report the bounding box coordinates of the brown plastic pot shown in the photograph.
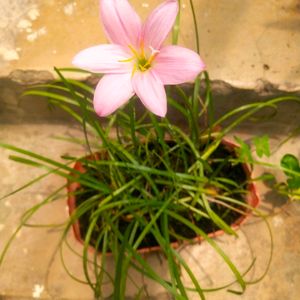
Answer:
[67,139,259,254]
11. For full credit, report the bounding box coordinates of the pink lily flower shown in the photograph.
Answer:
[72,0,205,117]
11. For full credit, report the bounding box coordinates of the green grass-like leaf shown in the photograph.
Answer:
[1,66,296,300]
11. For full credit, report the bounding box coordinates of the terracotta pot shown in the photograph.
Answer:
[67,140,259,254]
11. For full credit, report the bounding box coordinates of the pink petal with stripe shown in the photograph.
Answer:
[142,0,178,50]
[100,0,142,48]
[132,70,167,117]
[72,44,133,74]
[93,73,134,116]
[153,45,205,85]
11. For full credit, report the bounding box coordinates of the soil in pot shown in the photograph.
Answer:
[68,140,257,252]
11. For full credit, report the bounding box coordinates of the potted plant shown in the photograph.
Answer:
[0,0,299,299]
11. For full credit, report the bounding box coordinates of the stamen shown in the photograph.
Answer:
[147,54,156,66]
[131,64,137,77]
[139,64,148,72]
[118,57,134,63]
[140,41,145,58]
[128,44,139,58]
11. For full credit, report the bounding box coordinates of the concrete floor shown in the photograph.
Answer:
[0,122,299,300]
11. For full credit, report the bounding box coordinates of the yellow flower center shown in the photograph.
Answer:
[120,44,159,77]
[137,56,151,72]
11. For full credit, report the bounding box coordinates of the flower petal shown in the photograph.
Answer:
[94,73,134,116]
[132,70,167,117]
[100,0,142,48]
[152,45,206,85]
[142,0,178,50]
[72,44,133,74]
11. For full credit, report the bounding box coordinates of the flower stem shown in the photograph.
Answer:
[172,0,181,45]
[189,0,200,53]
[129,99,139,152]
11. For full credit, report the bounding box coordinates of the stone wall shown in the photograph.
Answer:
[0,0,300,90]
